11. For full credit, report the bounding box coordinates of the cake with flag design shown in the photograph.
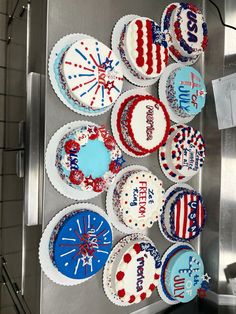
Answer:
[159,124,205,182]
[116,93,170,156]
[58,38,123,111]
[162,2,208,64]
[166,65,206,118]
[55,124,125,193]
[159,186,206,242]
[118,17,169,80]
[112,169,165,230]
[158,243,211,304]
[49,209,112,280]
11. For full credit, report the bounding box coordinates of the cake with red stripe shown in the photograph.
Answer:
[116,93,170,156]
[159,124,205,182]
[159,186,206,242]
[108,239,161,304]
[112,169,165,230]
[118,17,169,80]
[59,38,123,111]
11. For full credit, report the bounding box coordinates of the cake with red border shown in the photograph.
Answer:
[112,169,165,230]
[57,38,123,112]
[159,124,205,181]
[116,94,170,156]
[158,243,211,304]
[159,186,206,242]
[118,16,169,80]
[55,124,125,193]
[107,239,162,304]
[162,2,208,63]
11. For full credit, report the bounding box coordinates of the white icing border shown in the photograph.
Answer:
[158,183,193,243]
[106,165,150,234]
[46,120,107,200]
[111,89,150,158]
[111,15,159,87]
[48,33,114,116]
[158,63,194,124]
[39,202,113,286]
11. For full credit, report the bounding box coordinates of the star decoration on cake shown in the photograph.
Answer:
[84,175,94,187]
[151,22,168,48]
[104,80,115,92]
[102,57,113,71]
[81,253,93,267]
[114,156,126,167]
[201,273,211,283]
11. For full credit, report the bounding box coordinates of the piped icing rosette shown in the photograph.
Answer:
[159,124,205,182]
[104,235,161,305]
[118,16,169,80]
[55,124,124,193]
[159,186,206,242]
[116,93,170,157]
[112,170,165,230]
[166,65,206,118]
[48,209,112,280]
[162,2,208,64]
[58,37,123,111]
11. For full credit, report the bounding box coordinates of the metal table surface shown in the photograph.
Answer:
[41,0,203,313]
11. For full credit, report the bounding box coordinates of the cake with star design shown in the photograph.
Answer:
[116,93,170,157]
[158,243,211,304]
[159,186,206,242]
[112,169,165,230]
[57,37,123,112]
[118,16,169,80]
[55,124,125,193]
[159,124,205,182]
[162,2,208,64]
[165,65,206,118]
[104,235,162,305]
[49,209,112,280]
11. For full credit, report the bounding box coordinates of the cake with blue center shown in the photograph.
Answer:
[159,186,206,242]
[118,17,169,80]
[166,66,206,118]
[49,209,112,280]
[162,2,208,63]
[57,38,123,112]
[158,244,211,303]
[55,124,125,193]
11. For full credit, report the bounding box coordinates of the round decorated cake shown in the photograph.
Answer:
[166,65,206,118]
[112,170,165,230]
[162,2,208,63]
[104,235,162,304]
[116,94,170,156]
[49,209,112,280]
[58,38,123,111]
[159,244,210,303]
[55,124,124,193]
[159,124,205,181]
[159,186,206,242]
[118,16,169,80]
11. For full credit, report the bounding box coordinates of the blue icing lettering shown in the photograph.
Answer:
[130,187,138,206]
[186,10,198,42]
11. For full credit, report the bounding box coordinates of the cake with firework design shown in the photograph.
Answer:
[105,237,162,304]
[112,170,165,230]
[159,186,206,242]
[166,65,206,118]
[159,124,205,182]
[49,209,112,279]
[116,94,170,156]
[118,17,169,80]
[158,244,211,303]
[58,38,123,111]
[55,124,125,193]
[162,2,208,63]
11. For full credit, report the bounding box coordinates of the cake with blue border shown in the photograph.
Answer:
[166,66,206,118]
[49,209,112,280]
[159,244,211,303]
[55,124,125,193]
[160,186,206,242]
[56,37,123,112]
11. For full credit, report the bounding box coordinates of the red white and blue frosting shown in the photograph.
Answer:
[49,210,112,280]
